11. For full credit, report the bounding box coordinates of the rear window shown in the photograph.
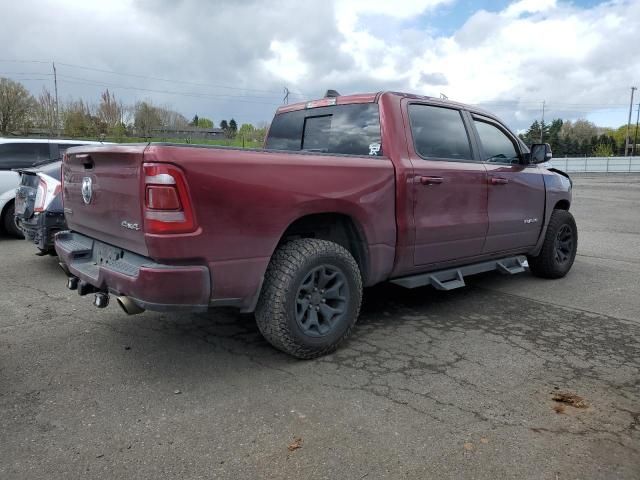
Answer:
[0,143,50,169]
[265,103,383,156]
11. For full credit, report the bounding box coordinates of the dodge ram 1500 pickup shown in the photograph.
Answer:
[55,91,577,358]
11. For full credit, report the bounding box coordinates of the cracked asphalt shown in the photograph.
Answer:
[1,175,639,479]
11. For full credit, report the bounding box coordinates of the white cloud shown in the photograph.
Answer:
[262,41,309,83]
[1,0,638,128]
[503,0,557,18]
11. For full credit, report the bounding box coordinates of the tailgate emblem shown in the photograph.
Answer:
[81,177,93,205]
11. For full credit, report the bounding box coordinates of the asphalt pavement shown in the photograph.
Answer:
[1,174,638,479]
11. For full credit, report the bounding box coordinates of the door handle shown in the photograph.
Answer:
[490,177,509,185]
[419,176,444,185]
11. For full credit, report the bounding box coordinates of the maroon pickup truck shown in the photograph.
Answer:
[56,91,576,358]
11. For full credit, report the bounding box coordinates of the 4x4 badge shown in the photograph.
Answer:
[81,177,93,205]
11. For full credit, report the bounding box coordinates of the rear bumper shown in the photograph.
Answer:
[55,231,211,312]
[18,211,66,251]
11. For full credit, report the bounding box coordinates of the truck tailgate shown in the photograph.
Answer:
[62,145,148,256]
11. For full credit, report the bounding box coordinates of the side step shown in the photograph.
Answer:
[390,255,527,291]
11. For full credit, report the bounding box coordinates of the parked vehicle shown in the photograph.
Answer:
[12,140,107,253]
[56,91,577,358]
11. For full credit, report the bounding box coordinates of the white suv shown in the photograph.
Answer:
[0,138,105,237]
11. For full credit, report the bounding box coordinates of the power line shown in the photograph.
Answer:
[55,78,283,106]
[56,73,286,100]
[0,59,309,98]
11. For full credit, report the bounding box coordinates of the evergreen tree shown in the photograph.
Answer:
[220,119,228,131]
[192,114,199,127]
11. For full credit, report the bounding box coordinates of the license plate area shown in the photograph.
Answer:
[94,242,126,267]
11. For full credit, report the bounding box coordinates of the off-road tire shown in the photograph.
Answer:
[2,202,24,238]
[527,209,577,279]
[255,239,362,359]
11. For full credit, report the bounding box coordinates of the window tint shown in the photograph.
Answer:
[266,103,382,156]
[408,104,472,160]
[474,121,520,164]
[0,143,50,169]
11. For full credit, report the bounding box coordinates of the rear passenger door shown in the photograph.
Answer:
[405,103,489,267]
[470,115,545,253]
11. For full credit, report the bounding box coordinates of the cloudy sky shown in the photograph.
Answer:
[1,0,639,130]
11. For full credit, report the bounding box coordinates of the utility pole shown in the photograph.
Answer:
[52,62,60,137]
[625,86,637,156]
[540,100,546,143]
[633,102,640,157]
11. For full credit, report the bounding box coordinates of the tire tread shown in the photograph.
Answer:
[255,239,362,359]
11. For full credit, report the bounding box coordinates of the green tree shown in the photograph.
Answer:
[228,118,238,138]
[547,119,563,155]
[191,114,199,126]
[593,142,613,157]
[134,101,162,137]
[219,119,228,131]
[197,117,213,128]
[520,120,541,145]
[34,87,58,136]
[0,77,35,134]
[98,89,123,136]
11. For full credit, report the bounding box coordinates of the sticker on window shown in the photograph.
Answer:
[368,143,381,156]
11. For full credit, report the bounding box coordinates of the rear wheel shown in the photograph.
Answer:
[255,239,362,359]
[2,202,24,238]
[527,209,577,279]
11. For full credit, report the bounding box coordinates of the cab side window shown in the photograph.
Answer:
[408,104,472,161]
[473,120,520,165]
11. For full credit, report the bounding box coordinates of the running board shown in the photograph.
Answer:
[390,255,527,290]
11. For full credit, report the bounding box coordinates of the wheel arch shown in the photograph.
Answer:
[276,212,370,283]
[554,199,570,211]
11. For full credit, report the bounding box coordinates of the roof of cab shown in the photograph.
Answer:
[274,91,498,119]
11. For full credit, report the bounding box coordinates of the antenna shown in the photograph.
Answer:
[439,93,448,100]
[283,87,290,105]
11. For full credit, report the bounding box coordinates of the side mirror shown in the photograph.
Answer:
[530,143,552,164]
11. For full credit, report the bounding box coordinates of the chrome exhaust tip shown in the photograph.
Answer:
[66,276,79,290]
[93,292,109,309]
[116,296,145,315]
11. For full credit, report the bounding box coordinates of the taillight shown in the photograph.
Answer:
[143,163,196,234]
[34,174,61,213]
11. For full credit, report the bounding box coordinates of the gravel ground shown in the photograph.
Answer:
[1,174,639,479]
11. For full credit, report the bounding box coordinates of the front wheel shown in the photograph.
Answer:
[255,239,363,359]
[527,209,577,279]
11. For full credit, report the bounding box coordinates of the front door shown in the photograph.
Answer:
[471,115,545,253]
[406,103,489,266]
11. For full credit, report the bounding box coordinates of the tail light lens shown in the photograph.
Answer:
[34,173,62,213]
[143,163,196,234]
